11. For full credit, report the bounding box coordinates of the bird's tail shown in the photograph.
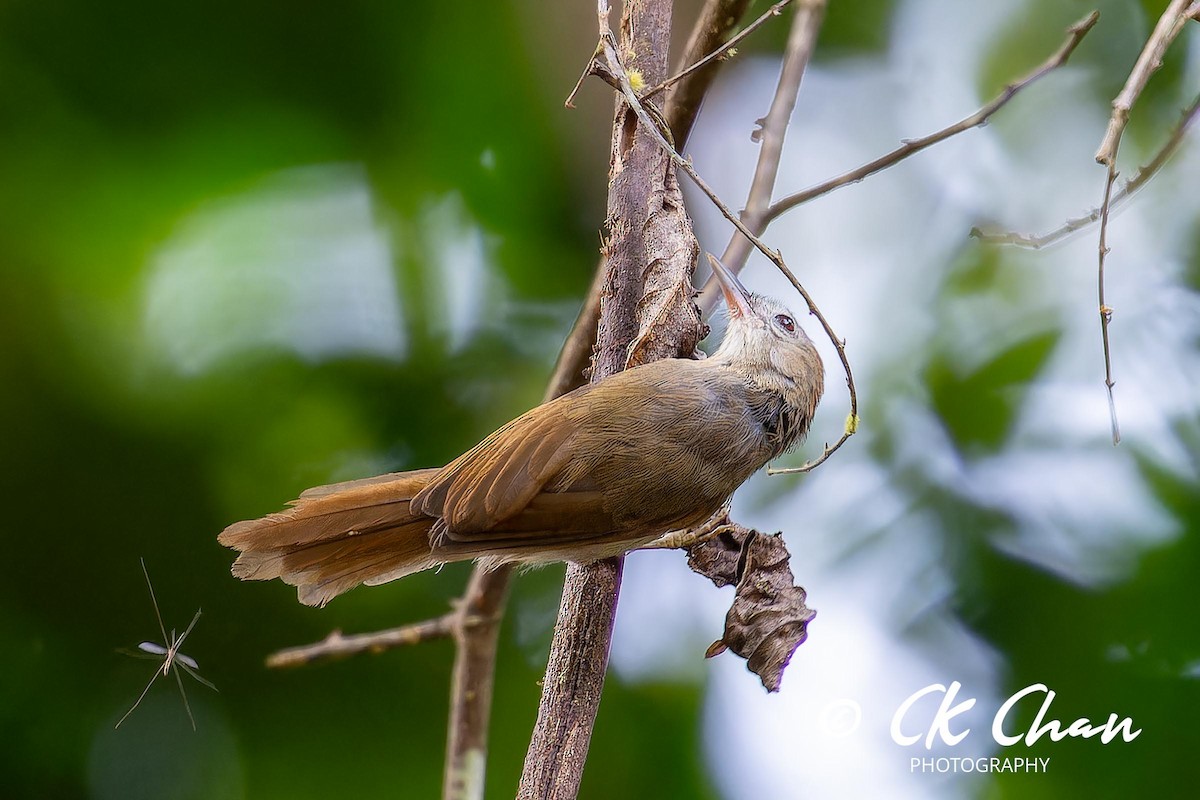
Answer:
[218,468,444,607]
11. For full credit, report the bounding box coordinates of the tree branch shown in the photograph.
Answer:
[266,616,455,669]
[1094,0,1193,166]
[517,558,624,800]
[435,2,779,792]
[753,10,1098,230]
[1090,0,1195,446]
[659,0,757,147]
[442,565,513,800]
[652,0,783,103]
[971,93,1200,248]
[695,0,826,313]
[1097,160,1120,445]
[264,3,796,798]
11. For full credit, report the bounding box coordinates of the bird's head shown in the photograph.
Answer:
[708,254,825,412]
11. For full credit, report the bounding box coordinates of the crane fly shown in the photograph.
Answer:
[116,558,216,731]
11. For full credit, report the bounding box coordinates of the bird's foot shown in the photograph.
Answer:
[642,504,733,550]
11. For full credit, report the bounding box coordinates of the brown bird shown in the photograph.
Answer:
[218,255,824,606]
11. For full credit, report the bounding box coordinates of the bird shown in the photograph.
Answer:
[218,255,824,607]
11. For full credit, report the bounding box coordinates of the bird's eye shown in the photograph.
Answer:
[775,314,795,333]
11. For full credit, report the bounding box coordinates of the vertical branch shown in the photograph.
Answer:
[516,558,625,800]
[591,0,681,377]
[1097,164,1120,445]
[1092,0,1193,446]
[442,259,623,800]
[443,566,513,800]
[520,0,695,796]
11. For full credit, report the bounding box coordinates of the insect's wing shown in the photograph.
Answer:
[138,642,168,656]
[177,652,199,670]
[117,647,164,660]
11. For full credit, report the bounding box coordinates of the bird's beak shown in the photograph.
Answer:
[707,254,753,318]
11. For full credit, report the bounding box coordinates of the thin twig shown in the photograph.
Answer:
[758,10,1099,225]
[1097,163,1121,445]
[1091,0,1195,447]
[1095,0,1193,165]
[694,0,826,317]
[266,616,456,668]
[645,0,793,100]
[662,0,753,145]
[971,93,1200,248]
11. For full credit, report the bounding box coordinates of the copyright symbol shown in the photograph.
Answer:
[819,699,862,738]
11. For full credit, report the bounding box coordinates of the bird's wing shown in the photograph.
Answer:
[411,388,596,537]
[412,359,740,544]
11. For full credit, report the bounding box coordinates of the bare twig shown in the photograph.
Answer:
[662,0,754,144]
[686,10,1097,472]
[266,616,456,669]
[971,93,1200,248]
[266,572,511,800]
[758,10,1099,226]
[1095,0,1193,165]
[647,0,791,100]
[695,0,826,315]
[1090,0,1195,447]
[1097,163,1121,445]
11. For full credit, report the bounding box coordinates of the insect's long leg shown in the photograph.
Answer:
[172,664,196,732]
[140,558,170,646]
[173,609,203,652]
[178,660,218,692]
[115,669,161,729]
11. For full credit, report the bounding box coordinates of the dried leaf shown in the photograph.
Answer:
[686,527,746,588]
[687,525,816,692]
